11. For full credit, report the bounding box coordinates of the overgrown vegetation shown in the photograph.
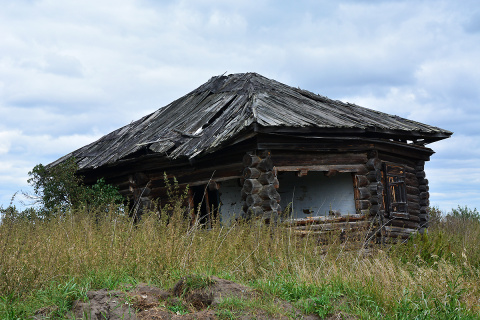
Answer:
[0,200,479,319]
[0,163,479,318]
[2,157,124,220]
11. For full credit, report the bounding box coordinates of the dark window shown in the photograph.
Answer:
[383,163,408,216]
[191,185,219,227]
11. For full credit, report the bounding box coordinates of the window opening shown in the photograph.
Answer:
[383,163,408,216]
[191,185,219,227]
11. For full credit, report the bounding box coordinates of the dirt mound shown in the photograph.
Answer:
[69,289,138,320]
[64,275,326,319]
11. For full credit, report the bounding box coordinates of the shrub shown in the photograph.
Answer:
[19,157,124,218]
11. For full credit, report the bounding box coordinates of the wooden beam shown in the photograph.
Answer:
[274,164,365,173]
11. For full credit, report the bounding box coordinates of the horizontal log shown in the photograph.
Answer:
[389,219,420,229]
[384,225,416,234]
[416,171,426,179]
[370,204,379,215]
[147,163,244,188]
[284,214,367,226]
[356,200,371,210]
[356,165,369,175]
[369,182,383,195]
[257,158,274,172]
[418,213,428,220]
[243,167,261,179]
[274,164,367,173]
[129,172,150,187]
[384,230,413,240]
[390,212,410,220]
[418,178,428,185]
[270,152,368,167]
[243,179,263,194]
[420,206,428,214]
[356,175,369,188]
[366,158,382,171]
[420,199,430,207]
[405,177,419,187]
[258,171,276,185]
[246,194,262,206]
[419,192,429,199]
[405,171,416,178]
[370,195,380,205]
[243,154,261,167]
[367,150,378,159]
[405,173,419,187]
[408,209,420,217]
[406,186,420,195]
[261,199,278,211]
[294,220,371,231]
[366,170,381,182]
[361,209,372,216]
[293,230,376,242]
[404,165,415,174]
[419,185,429,192]
[415,165,425,171]
[407,194,419,203]
[258,185,280,200]
[358,187,371,200]
[244,206,263,217]
[408,203,420,211]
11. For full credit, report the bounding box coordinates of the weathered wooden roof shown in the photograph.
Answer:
[50,72,452,170]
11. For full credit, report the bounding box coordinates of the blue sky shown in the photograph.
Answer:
[1,0,479,212]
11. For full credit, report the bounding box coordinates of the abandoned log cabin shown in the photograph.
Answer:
[50,72,452,240]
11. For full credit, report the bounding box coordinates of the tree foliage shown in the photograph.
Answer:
[27,157,85,212]
[26,157,124,215]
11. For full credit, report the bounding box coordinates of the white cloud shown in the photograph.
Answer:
[0,0,479,211]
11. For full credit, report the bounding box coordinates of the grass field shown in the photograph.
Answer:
[1,204,479,319]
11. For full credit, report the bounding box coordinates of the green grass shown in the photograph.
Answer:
[0,205,479,319]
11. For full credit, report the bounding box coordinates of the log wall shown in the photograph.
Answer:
[241,151,281,221]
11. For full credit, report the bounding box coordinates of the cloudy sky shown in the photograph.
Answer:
[1,0,479,212]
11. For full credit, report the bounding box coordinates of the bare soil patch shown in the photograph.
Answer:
[62,275,330,319]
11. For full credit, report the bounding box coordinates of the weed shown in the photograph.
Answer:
[0,205,479,319]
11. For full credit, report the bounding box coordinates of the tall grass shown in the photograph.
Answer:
[1,204,479,318]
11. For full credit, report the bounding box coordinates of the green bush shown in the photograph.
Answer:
[27,157,85,214]
[1,157,124,221]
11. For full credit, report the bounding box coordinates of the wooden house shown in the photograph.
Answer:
[50,73,452,240]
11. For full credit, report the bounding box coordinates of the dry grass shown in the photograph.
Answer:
[1,204,479,318]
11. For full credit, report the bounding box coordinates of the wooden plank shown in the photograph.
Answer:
[389,219,419,229]
[270,152,368,166]
[294,221,371,231]
[384,225,416,234]
[283,214,367,226]
[274,164,365,173]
